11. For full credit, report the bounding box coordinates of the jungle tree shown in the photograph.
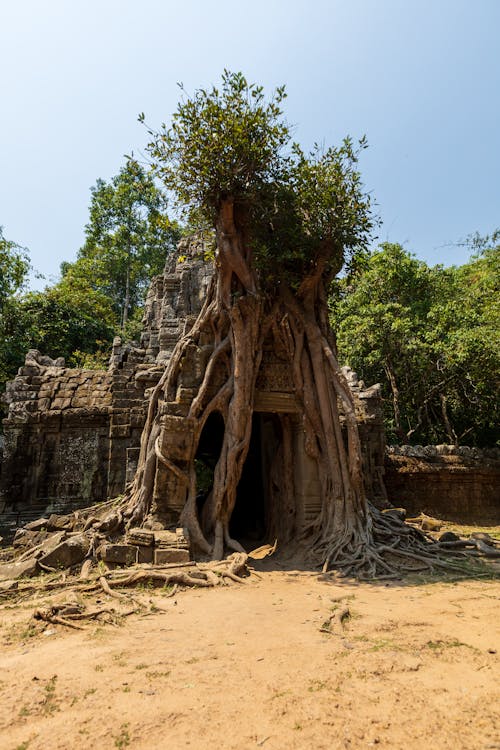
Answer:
[125,72,442,575]
[63,158,181,329]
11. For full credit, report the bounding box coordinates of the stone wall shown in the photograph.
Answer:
[385,445,500,523]
[0,349,147,512]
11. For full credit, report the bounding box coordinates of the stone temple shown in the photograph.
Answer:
[0,239,387,538]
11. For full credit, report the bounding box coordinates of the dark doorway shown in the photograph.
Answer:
[196,411,286,549]
[230,413,268,547]
[195,411,225,515]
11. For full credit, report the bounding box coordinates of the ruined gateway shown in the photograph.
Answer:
[0,240,387,540]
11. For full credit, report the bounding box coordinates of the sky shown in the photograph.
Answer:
[1,0,499,289]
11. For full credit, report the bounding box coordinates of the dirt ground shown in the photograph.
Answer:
[0,557,499,750]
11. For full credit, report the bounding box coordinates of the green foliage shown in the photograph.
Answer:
[254,139,374,289]
[332,240,500,446]
[143,70,374,289]
[0,226,30,309]
[143,70,289,224]
[63,157,181,327]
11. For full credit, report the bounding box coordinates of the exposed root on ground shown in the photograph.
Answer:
[1,554,250,630]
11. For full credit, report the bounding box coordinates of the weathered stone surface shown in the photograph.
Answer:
[13,529,40,548]
[385,446,500,523]
[153,530,181,548]
[137,546,154,564]
[126,528,154,547]
[46,514,75,532]
[0,557,38,581]
[24,518,50,532]
[0,579,19,592]
[98,544,138,565]
[38,533,90,569]
[154,548,190,565]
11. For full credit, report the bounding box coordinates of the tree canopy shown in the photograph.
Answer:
[0,226,30,310]
[143,70,374,292]
[62,157,181,328]
[332,240,500,446]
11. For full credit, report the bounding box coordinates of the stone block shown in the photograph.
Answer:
[158,415,196,461]
[127,528,154,547]
[46,514,75,531]
[154,548,190,565]
[153,530,178,547]
[110,424,131,438]
[39,533,90,569]
[137,546,154,564]
[24,518,50,531]
[0,557,38,581]
[13,529,39,547]
[99,544,138,565]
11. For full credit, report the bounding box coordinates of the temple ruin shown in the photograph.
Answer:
[0,240,387,539]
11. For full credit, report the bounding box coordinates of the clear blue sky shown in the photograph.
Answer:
[1,0,499,288]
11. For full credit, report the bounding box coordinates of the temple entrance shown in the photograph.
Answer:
[229,414,266,545]
[230,413,285,549]
[195,410,296,550]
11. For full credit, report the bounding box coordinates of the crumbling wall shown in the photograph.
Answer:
[0,348,147,513]
[385,445,500,523]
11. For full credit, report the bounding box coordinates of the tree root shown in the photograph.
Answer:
[319,606,351,634]
[314,504,493,578]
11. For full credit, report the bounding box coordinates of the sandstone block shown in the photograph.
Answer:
[98,544,138,565]
[137,546,154,564]
[127,528,154,547]
[154,548,189,565]
[39,533,90,569]
[0,557,38,581]
[46,514,75,531]
[153,530,178,547]
[110,424,130,438]
[13,529,39,547]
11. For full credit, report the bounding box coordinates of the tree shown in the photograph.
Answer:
[125,71,437,576]
[333,241,500,446]
[0,227,30,310]
[63,158,181,328]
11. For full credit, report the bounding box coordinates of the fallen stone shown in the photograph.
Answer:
[95,510,122,534]
[470,532,497,544]
[154,548,190,565]
[0,579,19,591]
[46,514,75,532]
[24,518,50,532]
[38,533,90,569]
[13,529,39,548]
[0,557,38,581]
[420,517,442,531]
[98,544,138,566]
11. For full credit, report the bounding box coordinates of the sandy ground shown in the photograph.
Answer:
[0,563,499,750]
